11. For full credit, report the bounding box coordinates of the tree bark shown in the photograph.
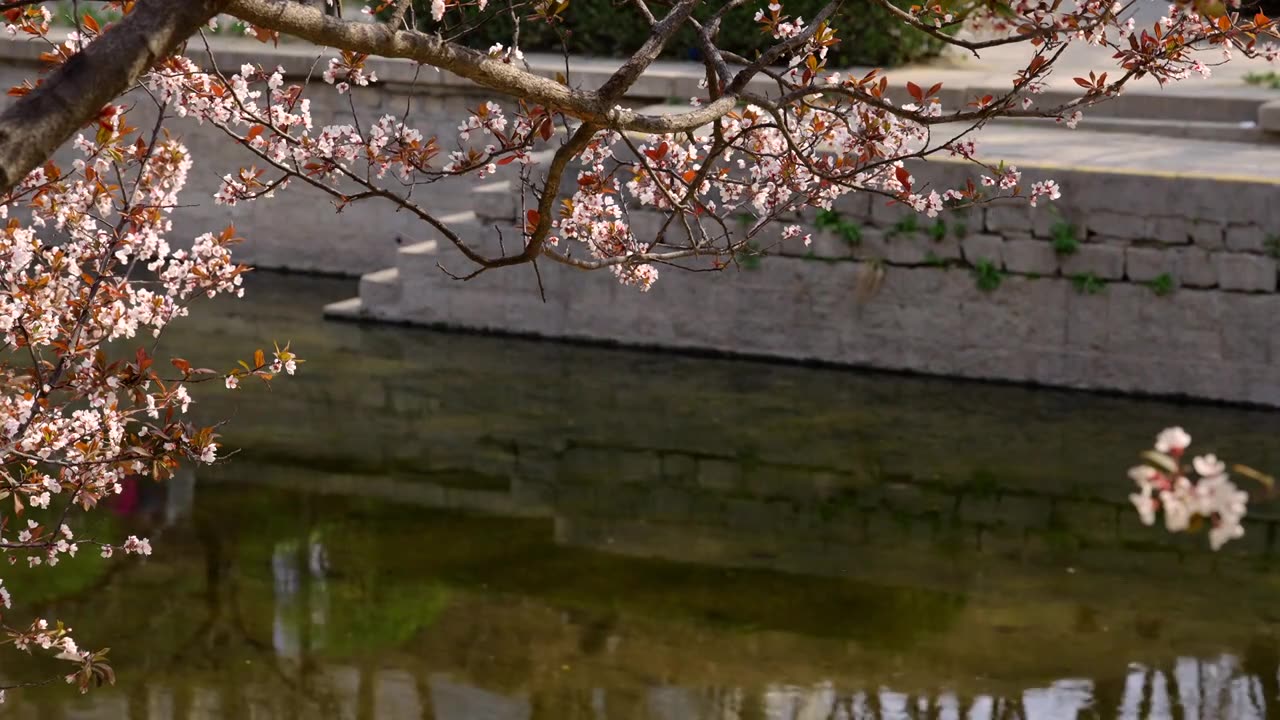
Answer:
[0,0,225,194]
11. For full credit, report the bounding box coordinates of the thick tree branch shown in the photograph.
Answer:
[226,0,735,134]
[0,0,225,194]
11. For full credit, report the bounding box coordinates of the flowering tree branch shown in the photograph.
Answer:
[0,0,225,194]
[0,0,1273,700]
[202,0,1277,287]
[1127,427,1273,551]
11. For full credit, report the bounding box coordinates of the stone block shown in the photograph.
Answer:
[1032,348,1096,388]
[885,233,960,265]
[1061,243,1125,280]
[696,457,741,492]
[1031,207,1077,239]
[1215,252,1277,293]
[849,227,889,261]
[777,227,850,259]
[1175,247,1217,288]
[1260,98,1280,133]
[1225,225,1269,253]
[1100,283,1161,357]
[1219,294,1280,363]
[963,275,1069,347]
[885,232,931,265]
[831,191,873,221]
[944,207,984,239]
[1137,289,1221,353]
[1242,363,1280,407]
[961,234,1004,267]
[1151,216,1190,245]
[660,452,698,482]
[471,181,518,222]
[870,198,913,227]
[1189,221,1225,249]
[985,204,1033,233]
[1124,246,1177,283]
[1092,235,1130,247]
[1087,211,1152,241]
[930,235,964,261]
[1003,236,1059,275]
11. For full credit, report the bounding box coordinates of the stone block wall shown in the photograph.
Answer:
[379,157,1280,406]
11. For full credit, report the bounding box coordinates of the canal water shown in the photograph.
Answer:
[4,273,1280,719]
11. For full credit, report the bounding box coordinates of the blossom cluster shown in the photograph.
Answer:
[1128,428,1253,551]
[0,7,302,698]
[145,55,553,208]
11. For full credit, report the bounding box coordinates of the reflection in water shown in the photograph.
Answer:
[5,474,1278,719]
[270,533,331,664]
[3,273,1280,719]
[20,659,1277,719]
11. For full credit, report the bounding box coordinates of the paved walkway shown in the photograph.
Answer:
[520,0,1279,101]
[946,122,1280,180]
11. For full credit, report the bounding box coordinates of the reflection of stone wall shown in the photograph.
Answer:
[5,644,1278,719]
[169,274,1280,504]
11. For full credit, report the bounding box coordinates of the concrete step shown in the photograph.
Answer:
[974,86,1268,125]
[954,124,1280,181]
[994,116,1277,145]
[638,97,1276,144]
[396,211,484,278]
[357,267,402,318]
[322,296,363,320]
[632,103,1280,182]
[473,180,517,223]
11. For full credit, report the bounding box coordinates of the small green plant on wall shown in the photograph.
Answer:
[1147,273,1175,296]
[814,209,862,246]
[973,260,1003,292]
[737,242,764,270]
[1245,70,1280,89]
[888,214,919,239]
[1050,218,1079,256]
[1265,234,1280,259]
[1071,272,1107,294]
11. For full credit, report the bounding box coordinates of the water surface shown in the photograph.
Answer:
[4,273,1280,719]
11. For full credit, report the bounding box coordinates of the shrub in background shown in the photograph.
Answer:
[417,0,948,68]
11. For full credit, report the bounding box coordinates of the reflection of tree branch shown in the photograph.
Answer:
[172,512,350,711]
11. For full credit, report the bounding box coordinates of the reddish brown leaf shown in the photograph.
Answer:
[643,142,670,162]
[894,165,912,193]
